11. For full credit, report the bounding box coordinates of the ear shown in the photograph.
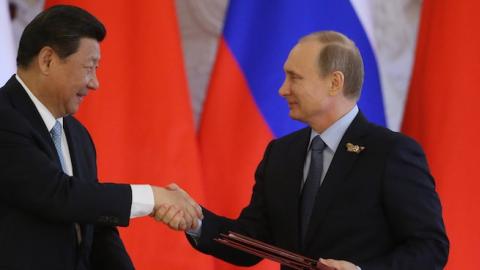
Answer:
[37,46,56,75]
[328,71,345,96]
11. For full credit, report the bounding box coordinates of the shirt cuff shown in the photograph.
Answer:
[130,184,154,218]
[186,218,203,238]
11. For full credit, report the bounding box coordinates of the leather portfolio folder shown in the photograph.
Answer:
[215,232,335,270]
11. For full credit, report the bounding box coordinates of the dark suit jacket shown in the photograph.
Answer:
[188,111,449,270]
[0,76,134,270]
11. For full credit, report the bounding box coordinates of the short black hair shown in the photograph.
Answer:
[17,5,106,68]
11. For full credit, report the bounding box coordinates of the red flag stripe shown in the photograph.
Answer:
[199,39,277,270]
[402,1,480,269]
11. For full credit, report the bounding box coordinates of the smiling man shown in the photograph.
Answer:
[169,31,450,270]
[0,5,202,270]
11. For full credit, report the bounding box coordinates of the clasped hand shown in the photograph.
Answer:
[151,183,203,231]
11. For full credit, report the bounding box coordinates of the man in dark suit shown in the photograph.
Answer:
[0,5,202,270]
[157,31,449,269]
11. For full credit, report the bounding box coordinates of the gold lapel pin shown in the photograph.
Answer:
[346,142,365,154]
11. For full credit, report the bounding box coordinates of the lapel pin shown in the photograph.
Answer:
[346,142,365,154]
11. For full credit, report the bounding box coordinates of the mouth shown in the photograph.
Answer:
[287,101,297,108]
[76,93,87,101]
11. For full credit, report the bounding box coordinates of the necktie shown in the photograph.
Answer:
[50,120,82,244]
[300,135,326,245]
[50,121,66,171]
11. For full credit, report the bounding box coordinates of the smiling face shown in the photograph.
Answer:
[43,37,100,117]
[279,41,336,126]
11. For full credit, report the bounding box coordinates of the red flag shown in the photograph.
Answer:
[199,39,275,270]
[45,1,213,269]
[402,1,480,269]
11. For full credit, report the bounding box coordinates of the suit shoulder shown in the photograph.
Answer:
[0,87,13,110]
[365,121,424,152]
[0,102,31,134]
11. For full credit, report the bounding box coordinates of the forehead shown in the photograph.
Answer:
[284,40,323,72]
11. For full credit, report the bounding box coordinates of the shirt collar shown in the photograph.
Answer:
[15,74,63,132]
[310,105,359,152]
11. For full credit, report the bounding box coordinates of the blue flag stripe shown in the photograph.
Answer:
[223,0,385,137]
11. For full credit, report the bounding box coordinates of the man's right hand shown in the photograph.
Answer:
[151,183,203,231]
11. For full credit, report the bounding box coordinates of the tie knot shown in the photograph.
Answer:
[50,120,62,138]
[310,135,326,152]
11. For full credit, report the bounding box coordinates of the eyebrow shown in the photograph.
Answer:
[285,69,303,79]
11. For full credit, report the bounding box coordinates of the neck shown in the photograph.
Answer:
[309,101,356,133]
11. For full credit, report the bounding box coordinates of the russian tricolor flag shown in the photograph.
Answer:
[199,1,386,269]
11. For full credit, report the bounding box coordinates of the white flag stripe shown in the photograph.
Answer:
[0,0,16,86]
[350,0,421,131]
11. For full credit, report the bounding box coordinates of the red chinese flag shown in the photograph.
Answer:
[402,1,480,269]
[45,1,213,269]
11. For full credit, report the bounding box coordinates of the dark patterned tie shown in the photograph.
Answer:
[300,135,326,245]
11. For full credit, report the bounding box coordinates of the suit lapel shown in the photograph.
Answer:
[282,128,311,250]
[304,113,369,247]
[4,76,60,164]
[64,117,92,245]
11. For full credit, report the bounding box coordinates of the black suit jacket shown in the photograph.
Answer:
[0,76,134,270]
[189,111,449,270]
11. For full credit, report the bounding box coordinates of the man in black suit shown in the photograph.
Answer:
[0,5,202,270]
[157,31,449,269]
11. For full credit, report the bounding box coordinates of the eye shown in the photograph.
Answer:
[290,75,302,82]
[284,70,303,82]
[84,65,98,74]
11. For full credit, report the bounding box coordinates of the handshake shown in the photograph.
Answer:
[151,184,203,231]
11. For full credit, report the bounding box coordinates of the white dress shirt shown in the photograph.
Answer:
[16,75,154,218]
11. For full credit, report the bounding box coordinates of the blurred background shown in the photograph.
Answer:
[1,0,478,270]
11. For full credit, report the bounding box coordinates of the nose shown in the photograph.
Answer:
[278,80,290,97]
[87,72,99,90]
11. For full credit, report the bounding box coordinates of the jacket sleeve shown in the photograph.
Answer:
[0,110,132,227]
[186,140,277,266]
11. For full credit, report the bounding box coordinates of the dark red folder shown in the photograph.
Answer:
[215,232,335,270]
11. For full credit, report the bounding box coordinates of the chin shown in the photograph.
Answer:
[289,111,304,122]
[67,106,80,115]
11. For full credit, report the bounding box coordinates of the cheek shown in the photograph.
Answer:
[65,66,88,82]
[307,83,327,100]
[298,85,317,102]
[290,83,304,97]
